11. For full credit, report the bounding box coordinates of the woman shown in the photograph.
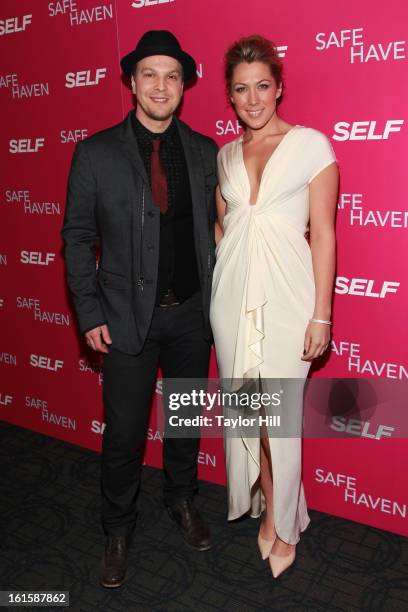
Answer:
[210,35,338,578]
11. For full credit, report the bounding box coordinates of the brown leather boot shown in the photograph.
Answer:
[100,535,128,588]
[168,499,212,551]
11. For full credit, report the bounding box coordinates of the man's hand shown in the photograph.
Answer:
[85,324,112,353]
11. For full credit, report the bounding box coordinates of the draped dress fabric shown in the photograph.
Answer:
[210,126,336,544]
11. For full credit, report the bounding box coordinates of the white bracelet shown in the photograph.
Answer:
[309,318,332,325]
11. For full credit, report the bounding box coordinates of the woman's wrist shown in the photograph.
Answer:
[310,307,332,325]
[312,307,331,320]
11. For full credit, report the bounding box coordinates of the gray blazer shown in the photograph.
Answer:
[61,111,218,354]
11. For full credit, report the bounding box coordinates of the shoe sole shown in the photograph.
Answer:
[184,541,213,552]
[100,572,127,588]
[100,566,127,589]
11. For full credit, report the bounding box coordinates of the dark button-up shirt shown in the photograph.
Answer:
[131,113,200,304]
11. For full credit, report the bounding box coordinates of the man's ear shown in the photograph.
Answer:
[131,75,136,95]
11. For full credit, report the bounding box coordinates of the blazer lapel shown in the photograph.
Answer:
[119,111,149,186]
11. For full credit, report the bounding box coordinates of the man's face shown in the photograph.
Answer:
[131,55,184,124]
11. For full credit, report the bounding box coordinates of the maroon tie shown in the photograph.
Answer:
[151,138,168,214]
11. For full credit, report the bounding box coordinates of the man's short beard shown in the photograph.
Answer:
[136,98,181,125]
[148,109,174,122]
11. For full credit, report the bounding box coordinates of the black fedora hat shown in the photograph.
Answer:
[120,30,196,82]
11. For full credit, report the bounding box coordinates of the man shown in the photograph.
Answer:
[61,31,218,588]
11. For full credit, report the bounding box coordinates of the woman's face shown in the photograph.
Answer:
[230,61,282,131]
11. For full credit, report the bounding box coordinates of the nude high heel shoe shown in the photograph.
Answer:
[257,514,276,560]
[269,546,296,578]
[258,531,276,560]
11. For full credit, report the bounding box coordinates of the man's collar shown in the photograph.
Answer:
[131,112,177,145]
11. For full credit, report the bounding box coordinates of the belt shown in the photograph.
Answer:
[158,289,180,307]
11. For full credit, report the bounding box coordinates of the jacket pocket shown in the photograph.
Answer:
[97,267,130,292]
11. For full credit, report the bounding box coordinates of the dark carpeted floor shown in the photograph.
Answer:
[0,421,407,612]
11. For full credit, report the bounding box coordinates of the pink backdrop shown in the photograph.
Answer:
[1,0,407,536]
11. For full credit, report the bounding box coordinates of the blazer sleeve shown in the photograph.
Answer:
[206,138,219,223]
[196,135,219,222]
[210,138,219,174]
[61,142,106,335]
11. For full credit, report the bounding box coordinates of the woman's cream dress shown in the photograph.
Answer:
[210,126,336,544]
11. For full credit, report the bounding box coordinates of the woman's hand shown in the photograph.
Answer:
[301,321,331,361]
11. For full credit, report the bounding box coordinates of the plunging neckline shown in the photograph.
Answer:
[240,125,299,206]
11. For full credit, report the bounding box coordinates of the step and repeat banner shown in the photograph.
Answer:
[1,0,407,536]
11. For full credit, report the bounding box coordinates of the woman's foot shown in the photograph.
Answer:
[269,538,296,578]
[271,538,295,557]
[258,512,276,560]
[258,530,276,560]
[259,511,276,540]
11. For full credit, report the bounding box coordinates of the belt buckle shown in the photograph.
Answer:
[159,289,180,307]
